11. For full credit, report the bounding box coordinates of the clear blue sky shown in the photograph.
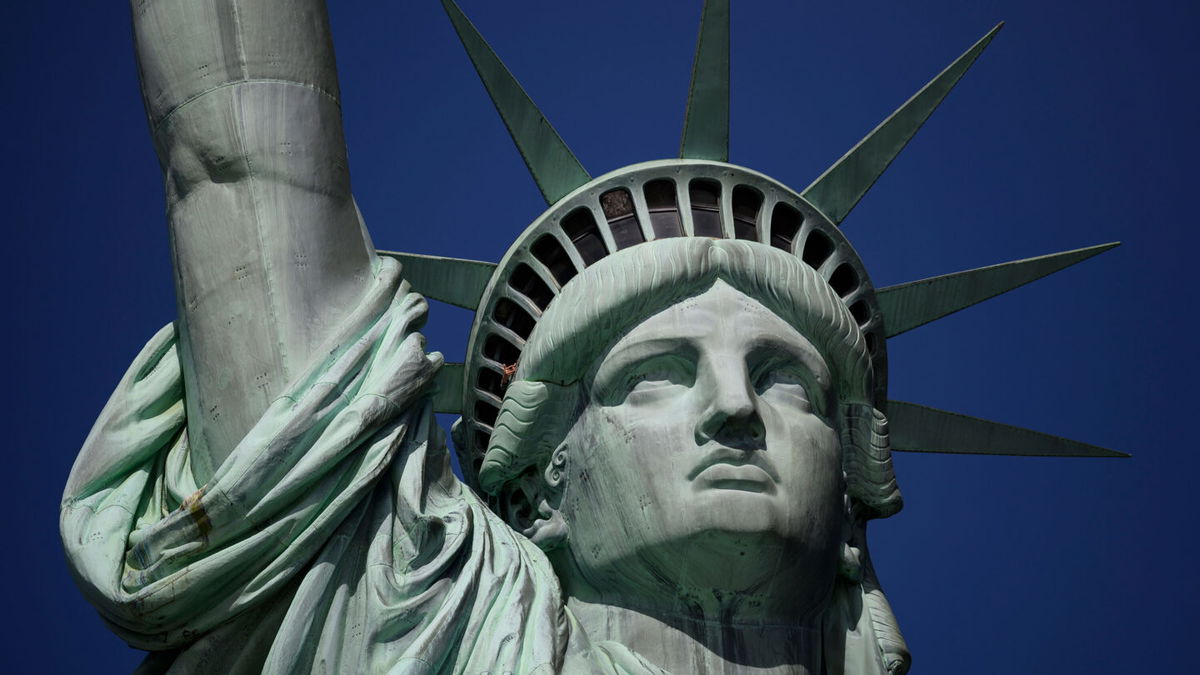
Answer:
[3,0,1195,672]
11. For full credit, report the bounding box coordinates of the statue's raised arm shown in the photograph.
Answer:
[133,0,375,479]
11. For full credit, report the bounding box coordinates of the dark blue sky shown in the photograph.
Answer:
[3,0,1194,672]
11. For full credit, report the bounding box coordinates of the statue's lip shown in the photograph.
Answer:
[687,447,780,489]
[694,464,776,494]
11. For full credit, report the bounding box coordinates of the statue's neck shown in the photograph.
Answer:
[565,594,825,674]
[549,537,835,672]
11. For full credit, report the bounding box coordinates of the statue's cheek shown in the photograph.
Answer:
[597,392,694,441]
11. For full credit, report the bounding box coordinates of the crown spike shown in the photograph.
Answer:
[878,242,1118,338]
[802,22,1003,225]
[442,0,591,204]
[680,0,731,161]
[888,401,1128,457]
[376,250,497,310]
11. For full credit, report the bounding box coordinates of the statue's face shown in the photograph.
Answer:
[558,279,845,609]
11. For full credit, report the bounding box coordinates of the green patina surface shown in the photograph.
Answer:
[802,23,1004,226]
[680,0,730,162]
[877,242,1120,338]
[889,401,1127,457]
[377,251,495,311]
[442,0,590,205]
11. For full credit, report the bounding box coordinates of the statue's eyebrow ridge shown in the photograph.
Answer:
[747,334,830,380]
[592,338,698,387]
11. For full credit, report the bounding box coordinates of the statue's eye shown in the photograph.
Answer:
[623,355,693,396]
[753,361,821,414]
[755,366,808,393]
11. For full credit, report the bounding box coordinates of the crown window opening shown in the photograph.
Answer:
[472,439,488,462]
[849,299,870,324]
[482,334,521,368]
[770,202,802,252]
[829,263,860,298]
[601,188,645,250]
[689,179,723,237]
[509,263,554,310]
[477,367,504,398]
[732,185,762,241]
[802,230,834,269]
[562,208,609,266]
[530,234,577,288]
[474,401,499,427]
[493,299,536,339]
[643,179,683,238]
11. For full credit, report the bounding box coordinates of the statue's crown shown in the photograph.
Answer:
[378,0,1124,488]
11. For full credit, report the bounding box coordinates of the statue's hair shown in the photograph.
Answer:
[486,378,578,497]
[861,548,911,675]
[841,403,908,673]
[842,402,903,519]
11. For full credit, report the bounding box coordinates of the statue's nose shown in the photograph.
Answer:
[695,359,766,449]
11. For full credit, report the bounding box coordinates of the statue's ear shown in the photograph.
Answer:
[499,444,569,551]
[523,500,568,550]
[497,471,538,532]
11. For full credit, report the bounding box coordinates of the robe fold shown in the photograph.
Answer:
[60,259,659,674]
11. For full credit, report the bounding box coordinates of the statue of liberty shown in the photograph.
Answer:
[60,1,1122,673]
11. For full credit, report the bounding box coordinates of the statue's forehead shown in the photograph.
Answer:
[623,280,778,331]
[599,280,827,365]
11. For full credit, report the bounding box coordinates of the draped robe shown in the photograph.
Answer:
[60,259,668,674]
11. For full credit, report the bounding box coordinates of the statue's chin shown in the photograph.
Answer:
[560,516,837,621]
[679,485,804,543]
[556,471,841,620]
[661,526,825,595]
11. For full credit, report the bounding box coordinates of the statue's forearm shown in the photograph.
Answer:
[133,0,345,141]
[133,0,376,479]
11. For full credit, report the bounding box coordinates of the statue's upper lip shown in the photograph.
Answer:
[687,446,781,485]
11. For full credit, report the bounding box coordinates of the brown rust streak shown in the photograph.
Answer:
[181,489,213,540]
